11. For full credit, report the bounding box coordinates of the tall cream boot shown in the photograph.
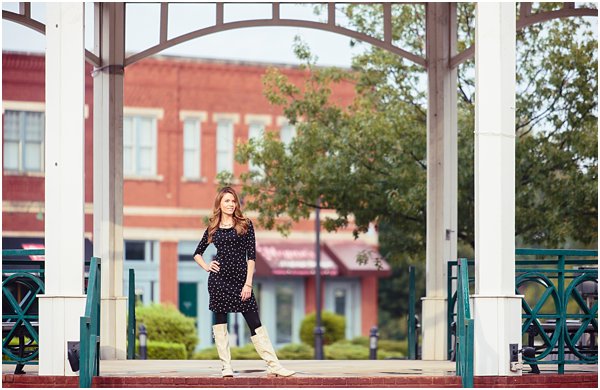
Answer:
[250,326,295,377]
[212,324,234,377]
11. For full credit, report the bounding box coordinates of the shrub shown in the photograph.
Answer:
[144,340,187,360]
[192,347,219,360]
[231,343,260,360]
[324,341,369,359]
[135,303,198,358]
[277,343,314,359]
[299,311,345,346]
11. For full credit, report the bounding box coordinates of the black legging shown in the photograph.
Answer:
[214,311,262,336]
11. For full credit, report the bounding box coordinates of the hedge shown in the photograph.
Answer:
[299,311,345,346]
[143,340,187,360]
[135,303,198,358]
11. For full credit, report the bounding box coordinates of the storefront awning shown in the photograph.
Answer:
[324,241,392,277]
[255,241,339,276]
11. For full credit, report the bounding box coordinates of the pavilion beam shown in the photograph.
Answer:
[421,2,457,361]
[473,2,522,376]
[93,2,127,360]
[39,3,86,375]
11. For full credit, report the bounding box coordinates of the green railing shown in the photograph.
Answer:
[455,258,474,388]
[79,257,101,388]
[407,265,417,359]
[515,249,597,373]
[2,250,45,372]
[448,249,598,373]
[127,268,136,359]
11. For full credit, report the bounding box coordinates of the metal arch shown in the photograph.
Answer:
[2,7,101,67]
[124,2,427,68]
[125,19,427,68]
[450,2,598,69]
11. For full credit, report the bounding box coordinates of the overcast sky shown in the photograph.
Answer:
[2,2,366,68]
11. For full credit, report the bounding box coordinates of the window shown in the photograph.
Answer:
[280,123,296,148]
[123,115,157,176]
[3,110,44,173]
[247,122,264,175]
[124,240,157,262]
[183,118,201,179]
[334,288,346,316]
[216,119,234,174]
[178,240,216,262]
[275,285,293,344]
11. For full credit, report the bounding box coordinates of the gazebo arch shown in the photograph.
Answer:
[3,1,597,377]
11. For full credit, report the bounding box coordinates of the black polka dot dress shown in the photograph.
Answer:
[194,220,259,313]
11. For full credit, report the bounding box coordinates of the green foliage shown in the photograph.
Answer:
[276,343,315,359]
[323,338,403,359]
[299,312,346,346]
[192,347,219,360]
[142,340,187,360]
[135,303,198,358]
[231,343,261,360]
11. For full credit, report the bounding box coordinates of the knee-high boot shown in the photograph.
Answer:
[250,326,295,377]
[212,324,234,377]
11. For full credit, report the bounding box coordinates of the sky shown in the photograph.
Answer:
[2,2,367,68]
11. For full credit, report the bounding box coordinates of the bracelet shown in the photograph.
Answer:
[244,283,252,289]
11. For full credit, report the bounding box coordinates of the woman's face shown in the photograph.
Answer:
[220,192,237,216]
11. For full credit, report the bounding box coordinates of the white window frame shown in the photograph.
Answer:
[247,121,265,175]
[123,114,158,177]
[277,117,296,148]
[216,119,234,174]
[183,118,201,179]
[3,109,45,174]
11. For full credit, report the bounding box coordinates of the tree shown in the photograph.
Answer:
[219,3,597,338]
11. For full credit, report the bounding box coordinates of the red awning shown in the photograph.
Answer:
[254,241,339,276]
[324,241,392,277]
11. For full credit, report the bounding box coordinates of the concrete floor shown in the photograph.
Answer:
[3,360,597,378]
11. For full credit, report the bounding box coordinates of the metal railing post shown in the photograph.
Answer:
[127,269,136,359]
[408,265,416,359]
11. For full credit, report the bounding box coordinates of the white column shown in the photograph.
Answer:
[39,3,87,375]
[93,2,127,360]
[421,2,457,361]
[473,2,522,376]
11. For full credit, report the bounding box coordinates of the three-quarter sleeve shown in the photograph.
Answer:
[246,220,256,261]
[194,228,209,257]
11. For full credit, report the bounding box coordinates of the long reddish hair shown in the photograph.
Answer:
[207,186,250,243]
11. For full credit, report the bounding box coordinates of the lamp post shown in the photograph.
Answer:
[314,197,324,359]
[138,323,147,360]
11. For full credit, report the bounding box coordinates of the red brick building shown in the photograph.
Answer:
[2,52,390,349]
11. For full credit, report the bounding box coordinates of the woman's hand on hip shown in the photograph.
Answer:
[208,261,220,273]
[241,285,252,301]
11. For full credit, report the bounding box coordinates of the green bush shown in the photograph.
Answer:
[277,343,314,359]
[299,311,345,346]
[143,340,187,359]
[325,341,369,359]
[378,339,408,356]
[192,343,260,360]
[324,339,402,360]
[135,303,198,358]
[192,347,219,360]
[348,336,406,358]
[231,343,260,360]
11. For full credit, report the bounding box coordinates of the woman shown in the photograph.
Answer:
[193,186,295,378]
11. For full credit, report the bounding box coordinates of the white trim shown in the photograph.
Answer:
[244,114,272,126]
[275,116,288,126]
[3,101,90,118]
[212,112,240,124]
[3,100,45,112]
[123,106,164,120]
[179,110,208,122]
